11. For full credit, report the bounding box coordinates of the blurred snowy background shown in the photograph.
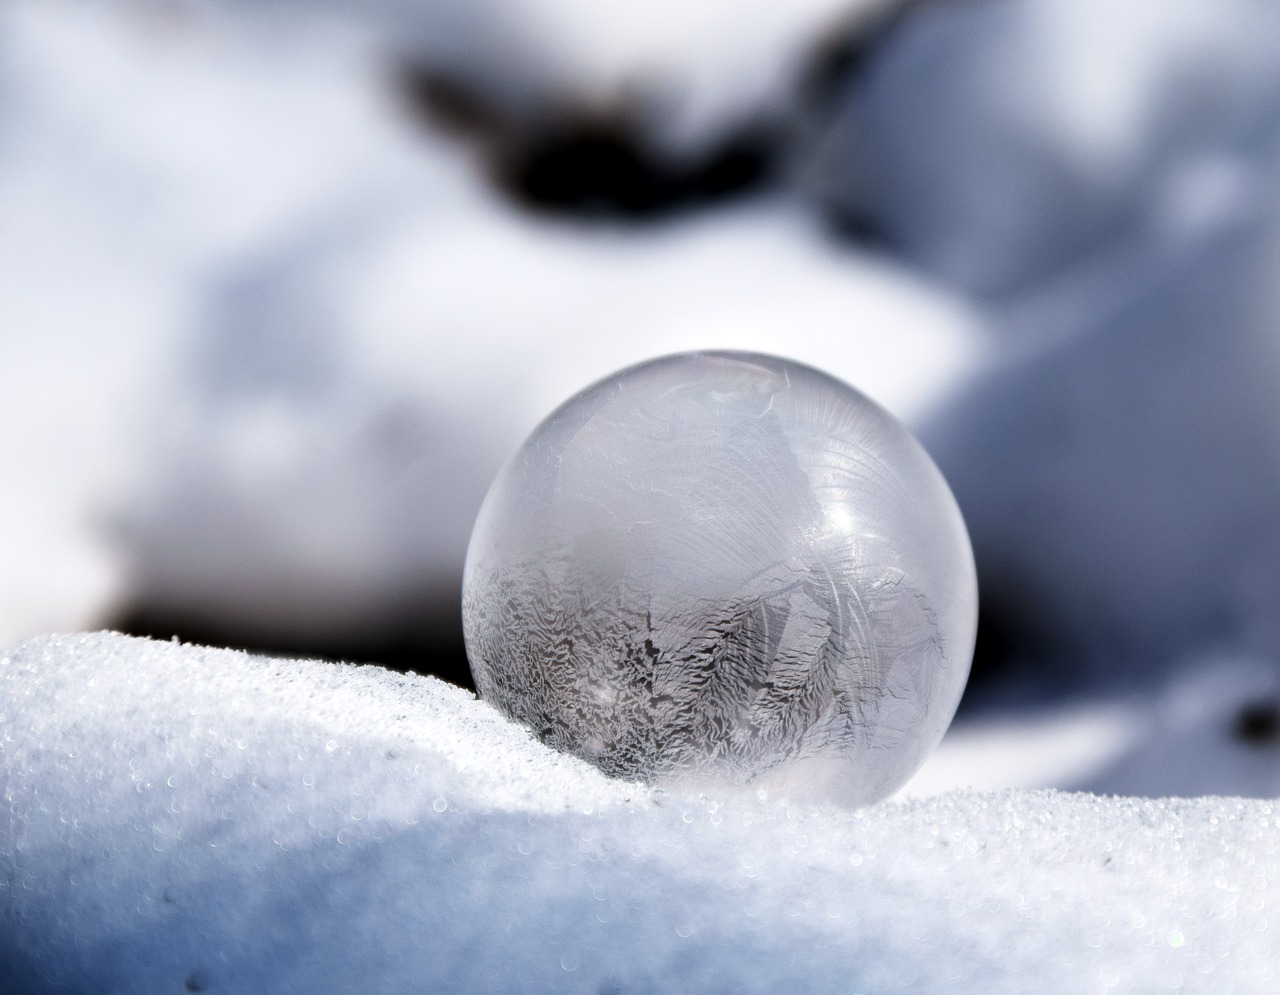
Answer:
[5,0,1280,800]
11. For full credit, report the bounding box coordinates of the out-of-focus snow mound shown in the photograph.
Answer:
[236,0,876,172]
[812,0,1280,298]
[900,655,1280,801]
[0,0,978,656]
[3,633,1279,994]
[924,206,1280,677]
[809,0,1280,682]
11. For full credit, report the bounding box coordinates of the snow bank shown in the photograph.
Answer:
[798,0,1280,674]
[230,0,873,166]
[0,0,979,649]
[900,655,1280,801]
[919,158,1280,676]
[812,0,1280,298]
[3,632,1277,993]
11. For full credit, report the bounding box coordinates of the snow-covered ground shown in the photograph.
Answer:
[4,0,1280,987]
[4,633,1277,994]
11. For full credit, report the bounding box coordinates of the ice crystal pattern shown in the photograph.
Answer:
[463,352,977,806]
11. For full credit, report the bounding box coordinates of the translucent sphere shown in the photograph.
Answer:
[463,352,977,807]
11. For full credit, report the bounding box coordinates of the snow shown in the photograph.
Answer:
[797,0,1280,685]
[810,0,1280,298]
[121,203,979,638]
[3,632,1279,994]
[4,0,1280,985]
[914,103,1280,677]
[0,0,979,648]
[235,0,879,163]
[901,656,1280,801]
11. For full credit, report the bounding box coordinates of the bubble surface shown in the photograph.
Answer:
[463,352,977,806]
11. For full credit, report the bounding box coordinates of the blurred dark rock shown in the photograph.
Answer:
[1235,701,1280,746]
[398,67,778,220]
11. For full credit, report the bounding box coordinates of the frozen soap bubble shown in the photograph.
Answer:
[463,352,977,807]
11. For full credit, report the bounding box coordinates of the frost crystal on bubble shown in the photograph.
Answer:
[462,352,977,806]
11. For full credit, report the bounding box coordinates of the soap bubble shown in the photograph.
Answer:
[463,352,977,807]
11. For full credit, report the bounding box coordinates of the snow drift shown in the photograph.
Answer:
[2,632,1276,993]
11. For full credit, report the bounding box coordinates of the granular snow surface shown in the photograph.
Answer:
[2,633,1276,993]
